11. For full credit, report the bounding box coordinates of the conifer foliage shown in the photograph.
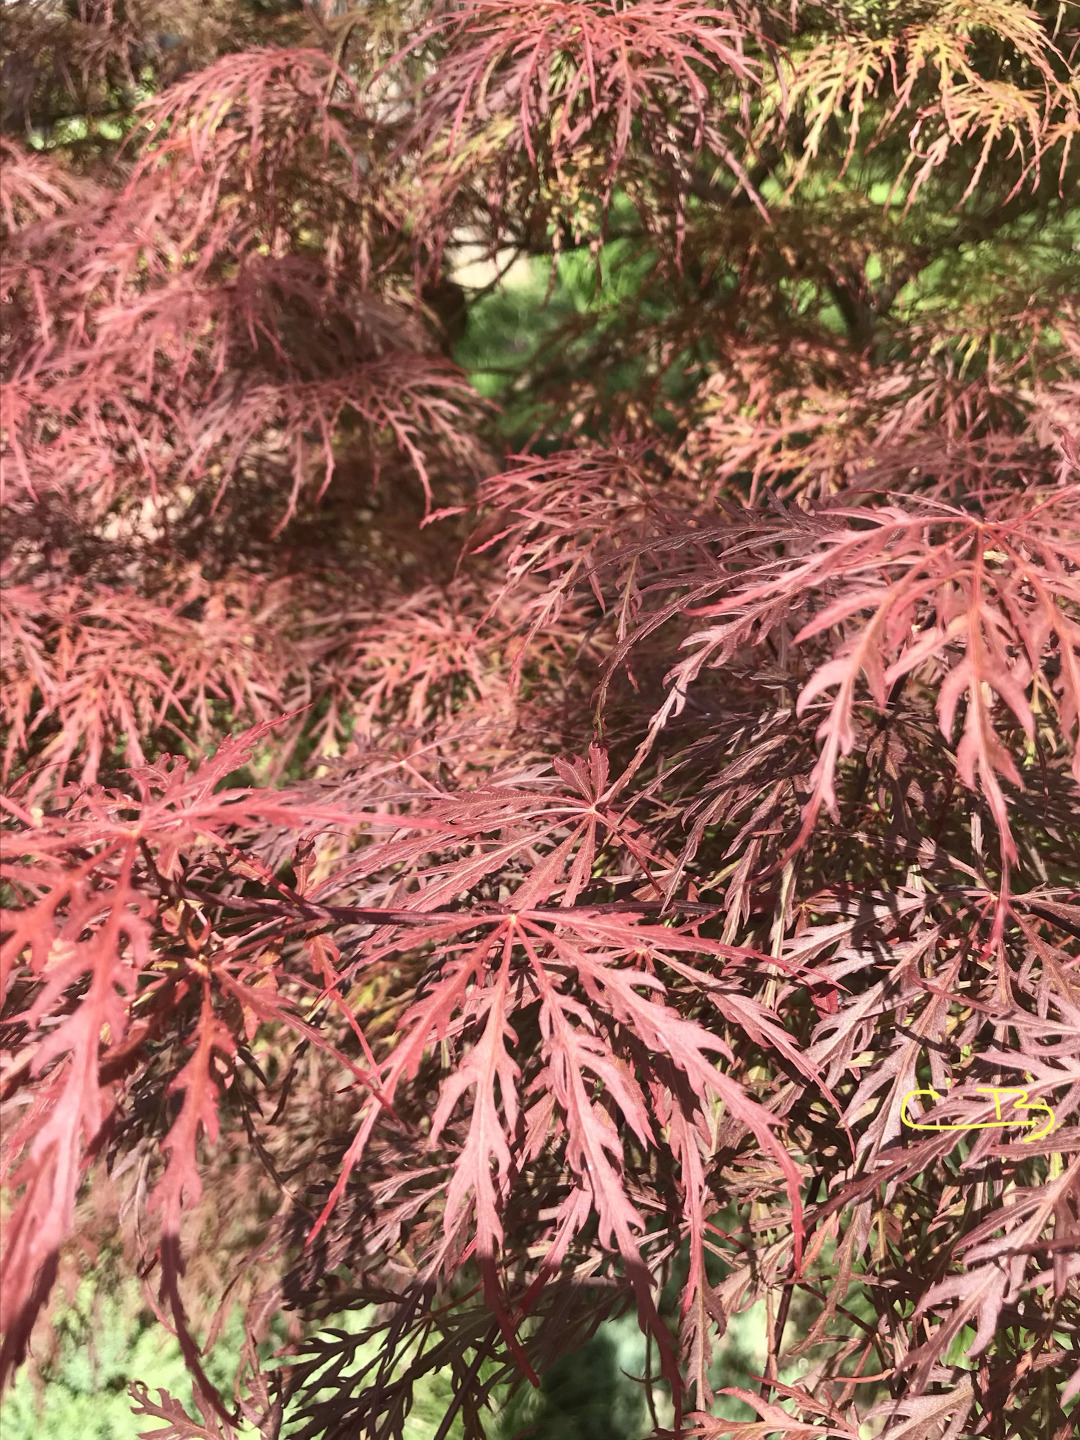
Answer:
[2,1,1079,1436]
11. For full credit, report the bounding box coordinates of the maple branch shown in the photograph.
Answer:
[3,2,1078,1431]
[176,887,726,929]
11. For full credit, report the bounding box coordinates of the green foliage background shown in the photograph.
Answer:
[3,1283,790,1440]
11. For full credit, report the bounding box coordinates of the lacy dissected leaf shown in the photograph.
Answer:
[410,0,764,202]
[3,2,1080,1437]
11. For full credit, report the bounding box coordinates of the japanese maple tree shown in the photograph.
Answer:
[2,1,1079,1438]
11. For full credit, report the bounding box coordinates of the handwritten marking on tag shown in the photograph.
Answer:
[900,1085,1056,1143]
